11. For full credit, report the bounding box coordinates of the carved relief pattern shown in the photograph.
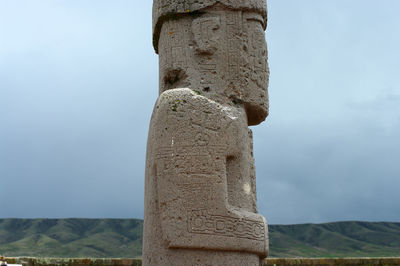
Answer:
[244,14,269,90]
[156,145,226,175]
[188,209,265,241]
[145,1,270,263]
[225,12,241,81]
[156,144,226,209]
[158,10,268,101]
[192,17,221,55]
[167,21,186,69]
[192,16,220,91]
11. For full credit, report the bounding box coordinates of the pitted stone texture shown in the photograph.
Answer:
[157,7,269,125]
[143,89,268,266]
[153,0,267,53]
[145,1,269,265]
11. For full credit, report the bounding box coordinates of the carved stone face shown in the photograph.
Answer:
[157,7,269,126]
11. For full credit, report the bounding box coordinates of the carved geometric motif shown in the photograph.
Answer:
[156,145,226,175]
[225,12,242,81]
[188,209,265,241]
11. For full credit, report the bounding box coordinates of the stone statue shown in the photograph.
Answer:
[143,1,270,265]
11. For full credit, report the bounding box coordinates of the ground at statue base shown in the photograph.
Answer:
[4,257,400,266]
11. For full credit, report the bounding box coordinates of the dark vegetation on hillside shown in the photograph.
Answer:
[0,219,142,258]
[270,221,400,257]
[1,219,399,258]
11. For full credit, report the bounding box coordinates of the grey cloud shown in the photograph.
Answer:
[1,0,399,224]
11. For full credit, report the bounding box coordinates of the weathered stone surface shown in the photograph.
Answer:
[143,89,268,265]
[152,0,268,53]
[144,1,270,265]
[156,7,269,125]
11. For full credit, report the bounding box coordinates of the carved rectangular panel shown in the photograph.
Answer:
[156,145,226,175]
[225,11,242,81]
[188,209,265,241]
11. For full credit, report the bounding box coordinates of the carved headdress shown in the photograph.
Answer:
[152,0,267,53]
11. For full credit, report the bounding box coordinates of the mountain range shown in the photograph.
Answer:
[1,219,399,258]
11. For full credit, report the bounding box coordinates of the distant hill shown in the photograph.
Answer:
[270,221,400,257]
[0,219,142,258]
[1,219,399,258]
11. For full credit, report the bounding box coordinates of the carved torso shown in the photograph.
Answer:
[143,89,267,265]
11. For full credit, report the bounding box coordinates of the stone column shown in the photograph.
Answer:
[143,1,270,265]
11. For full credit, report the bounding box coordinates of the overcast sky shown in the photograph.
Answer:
[0,0,399,225]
